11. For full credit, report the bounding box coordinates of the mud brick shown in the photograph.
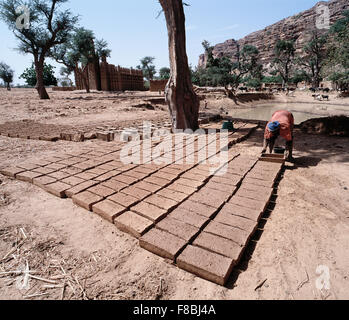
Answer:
[177,200,217,219]
[169,208,209,229]
[32,159,51,167]
[259,155,285,164]
[101,179,128,192]
[33,176,57,189]
[215,211,258,234]
[210,175,242,186]
[243,177,275,188]
[114,174,139,185]
[92,199,126,223]
[145,194,178,211]
[205,181,237,194]
[72,191,103,211]
[229,195,269,212]
[156,217,199,242]
[94,170,120,182]
[152,171,178,182]
[193,232,242,261]
[115,211,154,238]
[87,185,116,198]
[220,203,262,222]
[48,171,71,180]
[65,180,98,198]
[0,167,25,178]
[98,164,117,171]
[157,189,188,203]
[246,171,277,183]
[176,178,203,189]
[144,176,169,187]
[181,172,207,182]
[17,163,39,171]
[61,176,86,187]
[123,170,149,180]
[61,167,84,176]
[139,229,187,261]
[16,171,43,183]
[46,163,67,171]
[190,188,230,208]
[236,187,273,203]
[33,167,56,175]
[177,245,234,286]
[160,167,183,175]
[205,221,250,247]
[240,183,273,194]
[73,161,96,171]
[45,181,71,198]
[134,181,162,193]
[75,172,99,180]
[108,193,139,208]
[134,166,156,175]
[97,132,114,142]
[121,186,152,201]
[85,167,106,175]
[131,202,167,222]
[58,158,82,166]
[167,182,196,196]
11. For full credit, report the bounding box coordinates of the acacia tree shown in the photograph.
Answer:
[273,40,296,88]
[137,56,156,81]
[0,62,14,90]
[298,30,328,88]
[159,0,199,130]
[0,0,78,99]
[52,27,111,93]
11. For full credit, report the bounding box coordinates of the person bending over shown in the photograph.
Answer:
[262,110,294,161]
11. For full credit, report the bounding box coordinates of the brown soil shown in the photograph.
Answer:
[0,88,349,300]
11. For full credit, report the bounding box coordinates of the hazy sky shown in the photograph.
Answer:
[0,0,323,84]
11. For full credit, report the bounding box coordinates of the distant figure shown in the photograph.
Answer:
[262,110,295,161]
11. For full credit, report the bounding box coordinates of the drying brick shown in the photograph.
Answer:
[169,208,209,229]
[92,199,126,223]
[139,229,187,261]
[115,211,154,239]
[131,202,167,222]
[72,191,103,211]
[177,200,217,219]
[45,181,71,198]
[156,217,200,241]
[65,180,98,198]
[215,212,258,234]
[177,245,234,286]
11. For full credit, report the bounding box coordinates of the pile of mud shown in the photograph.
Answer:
[300,116,349,137]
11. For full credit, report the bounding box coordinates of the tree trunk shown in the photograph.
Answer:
[6,82,11,91]
[35,59,50,100]
[159,0,199,131]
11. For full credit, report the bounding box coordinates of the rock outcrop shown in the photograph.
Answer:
[198,0,349,69]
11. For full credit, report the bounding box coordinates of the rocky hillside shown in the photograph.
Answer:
[198,0,348,69]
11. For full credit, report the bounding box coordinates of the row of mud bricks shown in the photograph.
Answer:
[0,124,276,286]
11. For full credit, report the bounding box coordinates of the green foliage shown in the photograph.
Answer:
[20,63,57,86]
[328,10,349,69]
[193,40,262,88]
[137,57,156,81]
[290,70,311,85]
[272,40,296,85]
[159,67,170,80]
[0,62,14,85]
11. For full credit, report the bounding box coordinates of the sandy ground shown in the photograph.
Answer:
[0,88,348,300]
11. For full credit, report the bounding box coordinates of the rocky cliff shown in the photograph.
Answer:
[198,0,349,69]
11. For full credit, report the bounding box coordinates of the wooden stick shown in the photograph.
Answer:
[29,275,58,285]
[23,292,49,299]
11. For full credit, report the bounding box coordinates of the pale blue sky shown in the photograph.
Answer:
[0,0,324,84]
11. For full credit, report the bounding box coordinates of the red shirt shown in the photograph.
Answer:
[264,110,294,141]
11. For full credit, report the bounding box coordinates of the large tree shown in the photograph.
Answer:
[159,0,200,130]
[0,0,78,99]
[0,62,14,90]
[137,56,156,81]
[52,27,111,93]
[298,30,328,88]
[20,62,57,87]
[273,40,296,88]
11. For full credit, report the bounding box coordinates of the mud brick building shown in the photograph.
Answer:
[149,79,168,92]
[75,56,145,92]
